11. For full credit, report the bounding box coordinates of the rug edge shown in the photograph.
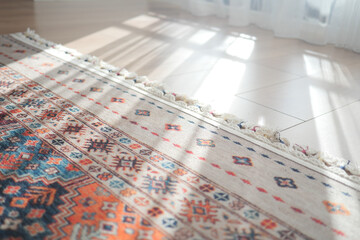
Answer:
[9,29,360,185]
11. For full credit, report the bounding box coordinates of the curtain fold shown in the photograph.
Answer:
[158,0,360,52]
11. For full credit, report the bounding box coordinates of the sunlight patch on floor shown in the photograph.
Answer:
[122,14,161,28]
[188,29,216,45]
[310,60,353,88]
[65,27,130,54]
[98,35,144,60]
[226,37,255,60]
[153,22,196,39]
[195,58,246,110]
[107,37,167,67]
[146,47,193,80]
[303,53,334,77]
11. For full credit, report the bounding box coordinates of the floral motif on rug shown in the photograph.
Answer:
[0,33,358,240]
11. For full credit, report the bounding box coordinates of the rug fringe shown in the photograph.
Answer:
[15,28,359,184]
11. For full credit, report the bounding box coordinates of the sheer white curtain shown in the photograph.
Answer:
[161,0,360,52]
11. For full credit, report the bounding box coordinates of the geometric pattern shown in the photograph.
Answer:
[0,32,357,240]
[111,156,143,173]
[142,175,177,195]
[232,156,253,166]
[0,178,67,238]
[165,124,181,131]
[196,138,215,147]
[274,177,297,189]
[110,98,125,103]
[322,201,350,215]
[180,198,219,224]
[135,110,150,116]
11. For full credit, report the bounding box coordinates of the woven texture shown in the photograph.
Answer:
[0,33,359,240]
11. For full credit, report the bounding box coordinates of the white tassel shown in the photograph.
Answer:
[136,76,148,83]
[345,164,360,176]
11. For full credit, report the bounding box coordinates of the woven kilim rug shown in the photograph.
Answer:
[0,30,359,240]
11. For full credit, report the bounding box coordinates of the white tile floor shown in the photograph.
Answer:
[3,0,360,170]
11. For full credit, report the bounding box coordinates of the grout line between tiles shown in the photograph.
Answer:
[256,63,307,78]
[280,121,309,132]
[281,99,360,132]
[161,68,210,81]
[235,95,306,122]
[235,75,303,95]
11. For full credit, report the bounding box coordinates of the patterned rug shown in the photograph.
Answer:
[0,30,359,240]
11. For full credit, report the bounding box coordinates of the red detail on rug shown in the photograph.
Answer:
[121,116,128,119]
[112,111,119,114]
[130,144,141,150]
[332,229,346,237]
[68,87,73,90]
[226,171,236,176]
[95,102,102,105]
[256,187,267,193]
[198,157,206,161]
[3,186,21,194]
[79,159,92,165]
[162,137,169,142]
[130,121,138,125]
[261,219,277,230]
[104,106,109,109]
[173,144,181,148]
[10,109,21,114]
[97,172,113,181]
[66,164,79,172]
[88,98,94,101]
[141,126,148,130]
[80,94,86,97]
[151,132,159,136]
[291,207,303,214]
[241,179,251,185]
[273,196,284,203]
[311,217,326,226]
[185,150,193,154]
[148,207,163,217]
[180,198,218,224]
[173,169,187,176]
[27,209,46,219]
[25,140,39,146]
[251,126,260,132]
[294,144,310,155]
[211,164,221,169]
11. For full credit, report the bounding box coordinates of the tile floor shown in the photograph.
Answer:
[2,0,360,170]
